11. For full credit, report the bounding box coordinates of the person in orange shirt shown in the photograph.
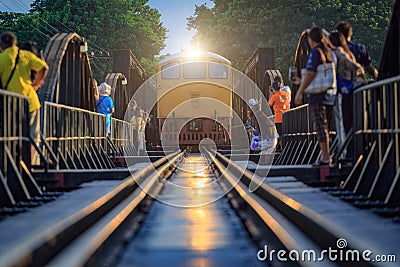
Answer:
[269,81,290,150]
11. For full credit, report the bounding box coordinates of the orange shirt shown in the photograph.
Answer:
[269,91,290,123]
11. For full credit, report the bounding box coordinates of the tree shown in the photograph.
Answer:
[188,0,392,82]
[0,12,52,49]
[0,0,167,78]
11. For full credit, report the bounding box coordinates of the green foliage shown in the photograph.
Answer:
[0,12,51,49]
[188,0,393,82]
[0,0,167,79]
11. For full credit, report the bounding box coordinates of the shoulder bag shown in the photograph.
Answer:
[302,48,336,94]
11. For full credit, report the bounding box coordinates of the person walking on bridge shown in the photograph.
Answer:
[93,79,115,136]
[294,26,337,165]
[335,21,378,160]
[269,80,290,151]
[0,31,49,163]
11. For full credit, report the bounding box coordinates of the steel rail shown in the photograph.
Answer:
[44,152,184,267]
[212,157,330,267]
[2,151,184,267]
[209,151,378,267]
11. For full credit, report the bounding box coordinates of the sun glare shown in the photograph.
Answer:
[195,178,209,188]
[185,49,202,59]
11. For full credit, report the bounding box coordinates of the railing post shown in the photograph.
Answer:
[0,89,42,208]
[342,75,400,207]
[42,101,114,169]
[281,104,322,165]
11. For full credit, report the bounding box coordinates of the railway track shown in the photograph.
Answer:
[209,151,380,267]
[2,151,184,267]
[2,152,390,267]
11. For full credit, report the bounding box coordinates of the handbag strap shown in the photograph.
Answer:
[316,48,328,76]
[3,49,20,90]
[96,95,109,108]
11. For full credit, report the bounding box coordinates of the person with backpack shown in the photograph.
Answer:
[329,31,366,155]
[269,80,290,151]
[335,21,378,159]
[273,76,292,108]
[93,79,114,135]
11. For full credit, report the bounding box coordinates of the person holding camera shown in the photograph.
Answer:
[269,81,290,150]
[274,76,292,108]
[0,31,49,164]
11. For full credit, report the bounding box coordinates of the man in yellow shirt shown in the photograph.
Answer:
[0,31,49,162]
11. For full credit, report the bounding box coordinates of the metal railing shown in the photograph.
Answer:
[110,118,137,156]
[278,104,337,165]
[43,102,114,169]
[336,75,400,209]
[0,89,43,208]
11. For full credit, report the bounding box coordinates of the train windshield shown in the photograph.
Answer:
[209,62,228,79]
[161,61,180,78]
[183,62,206,79]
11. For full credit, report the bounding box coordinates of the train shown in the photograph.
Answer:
[155,51,233,150]
[153,48,280,151]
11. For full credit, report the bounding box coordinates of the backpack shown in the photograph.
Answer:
[334,49,366,96]
[250,130,261,150]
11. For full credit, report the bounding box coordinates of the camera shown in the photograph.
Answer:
[272,81,281,90]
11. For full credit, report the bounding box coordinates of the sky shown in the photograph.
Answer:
[148,0,214,54]
[0,0,214,55]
